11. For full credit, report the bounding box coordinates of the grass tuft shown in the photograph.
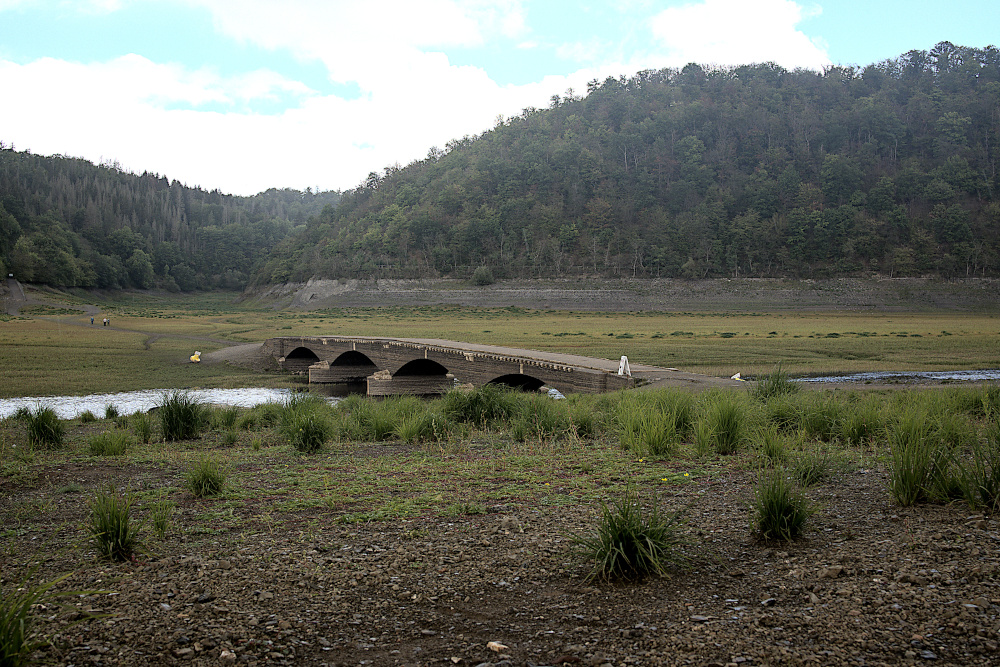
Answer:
[571,485,690,582]
[87,430,132,456]
[158,391,209,441]
[185,457,226,497]
[23,406,64,450]
[750,364,799,401]
[87,486,143,562]
[751,468,812,541]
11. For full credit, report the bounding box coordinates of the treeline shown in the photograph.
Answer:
[256,41,1000,284]
[0,148,340,290]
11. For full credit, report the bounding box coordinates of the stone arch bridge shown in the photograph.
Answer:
[260,336,635,396]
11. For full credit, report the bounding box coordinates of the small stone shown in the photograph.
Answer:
[278,620,292,630]
[173,648,194,659]
[760,598,777,607]
[920,650,937,660]
[220,649,237,662]
[820,566,843,579]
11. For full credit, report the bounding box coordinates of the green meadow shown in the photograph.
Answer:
[1,288,998,398]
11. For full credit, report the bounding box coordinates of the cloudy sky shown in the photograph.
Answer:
[1,0,997,196]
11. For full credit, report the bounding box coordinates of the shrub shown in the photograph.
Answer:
[24,406,64,449]
[472,265,495,286]
[87,486,143,561]
[158,391,209,441]
[87,430,132,456]
[571,485,690,581]
[185,457,226,497]
[751,468,812,541]
[750,364,799,401]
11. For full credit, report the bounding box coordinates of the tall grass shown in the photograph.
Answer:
[158,391,209,441]
[886,410,954,506]
[442,384,523,427]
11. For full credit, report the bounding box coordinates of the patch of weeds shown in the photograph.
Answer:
[103,404,119,421]
[570,485,690,582]
[442,502,487,517]
[213,406,240,431]
[185,457,226,498]
[87,430,132,456]
[395,411,451,444]
[87,486,144,562]
[56,482,82,494]
[79,410,98,423]
[750,468,812,541]
[793,449,833,487]
[281,405,333,453]
[702,397,747,455]
[220,429,239,447]
[150,500,175,539]
[442,384,522,428]
[132,412,153,444]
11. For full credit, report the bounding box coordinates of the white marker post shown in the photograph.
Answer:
[618,355,631,377]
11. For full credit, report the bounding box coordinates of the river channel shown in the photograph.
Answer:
[0,388,323,419]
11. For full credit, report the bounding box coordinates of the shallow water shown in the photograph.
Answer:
[795,369,1000,384]
[0,388,324,419]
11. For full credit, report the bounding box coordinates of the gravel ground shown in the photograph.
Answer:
[4,459,999,667]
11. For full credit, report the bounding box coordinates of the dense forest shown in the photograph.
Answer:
[0,148,340,290]
[256,41,1000,284]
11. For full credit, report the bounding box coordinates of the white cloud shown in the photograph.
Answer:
[0,0,833,196]
[649,0,830,70]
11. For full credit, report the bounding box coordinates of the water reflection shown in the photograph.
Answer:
[0,388,335,419]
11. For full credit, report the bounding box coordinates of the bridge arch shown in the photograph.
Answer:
[331,350,378,370]
[487,373,547,392]
[283,346,320,373]
[394,358,449,377]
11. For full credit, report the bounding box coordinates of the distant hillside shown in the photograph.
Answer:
[255,41,1000,285]
[0,148,340,290]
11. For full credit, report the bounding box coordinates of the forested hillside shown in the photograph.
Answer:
[0,148,340,290]
[256,42,1000,284]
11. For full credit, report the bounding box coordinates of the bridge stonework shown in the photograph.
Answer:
[260,336,633,395]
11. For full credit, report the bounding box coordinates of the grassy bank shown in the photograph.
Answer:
[3,289,999,398]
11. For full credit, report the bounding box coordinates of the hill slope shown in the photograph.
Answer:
[255,42,1000,284]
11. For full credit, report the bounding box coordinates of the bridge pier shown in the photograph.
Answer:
[366,371,455,397]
